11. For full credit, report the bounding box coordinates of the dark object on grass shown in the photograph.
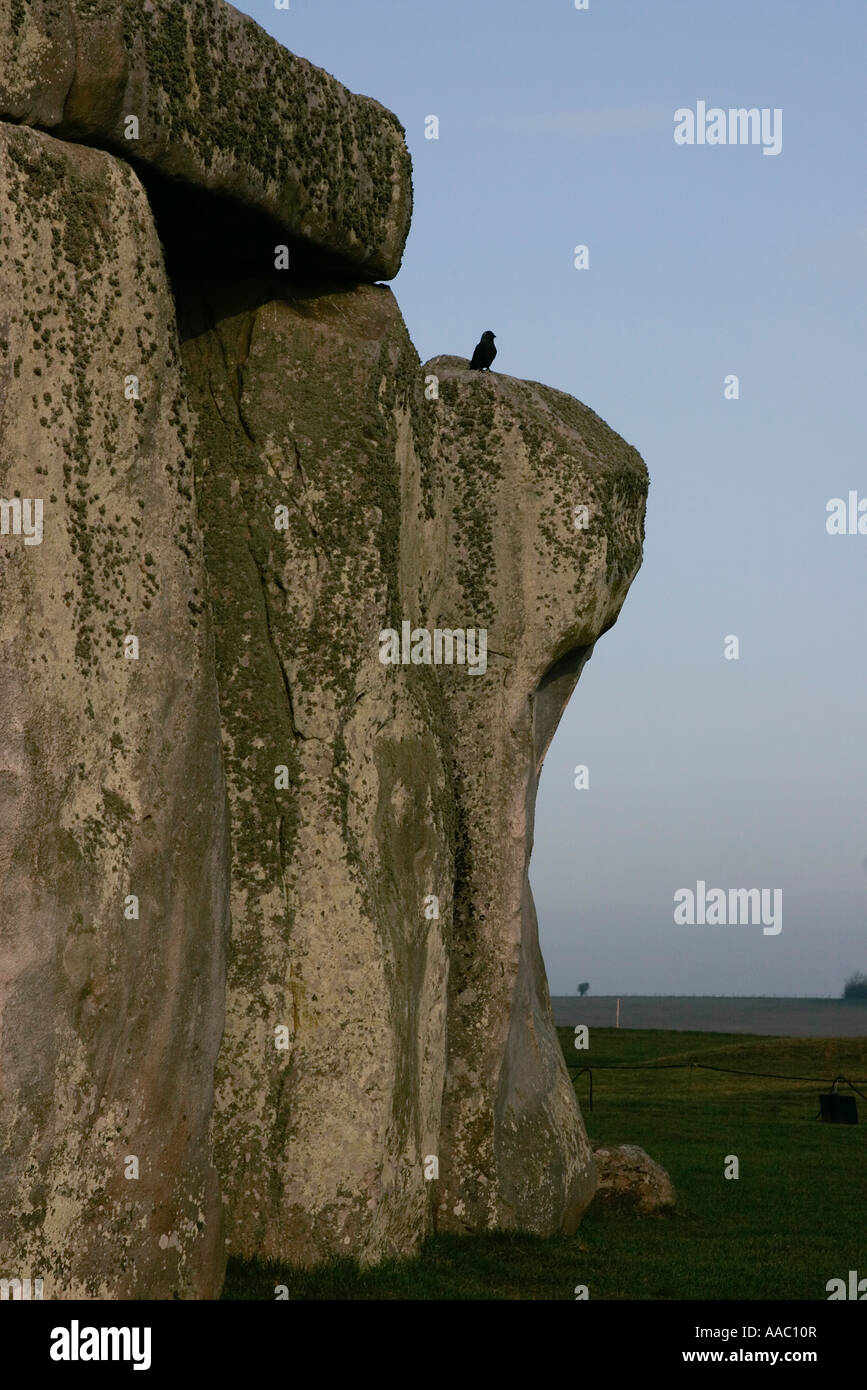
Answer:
[469,330,497,371]
[819,1092,858,1124]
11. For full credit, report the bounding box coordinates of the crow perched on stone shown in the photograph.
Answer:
[469,330,497,371]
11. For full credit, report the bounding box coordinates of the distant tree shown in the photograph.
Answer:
[843,972,867,1000]
[577,981,590,998]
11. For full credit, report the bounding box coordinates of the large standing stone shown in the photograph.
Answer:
[0,0,412,280]
[412,357,648,1236]
[0,122,228,1298]
[178,279,454,1265]
[175,304,647,1264]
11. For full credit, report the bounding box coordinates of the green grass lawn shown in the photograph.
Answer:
[222,1028,867,1300]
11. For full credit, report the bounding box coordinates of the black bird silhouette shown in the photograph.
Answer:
[469,330,497,371]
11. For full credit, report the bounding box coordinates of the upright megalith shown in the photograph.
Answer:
[175,300,648,1266]
[0,0,412,280]
[411,358,648,1235]
[0,122,229,1298]
[178,280,454,1265]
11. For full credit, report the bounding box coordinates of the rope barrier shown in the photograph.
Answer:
[565,1061,867,1112]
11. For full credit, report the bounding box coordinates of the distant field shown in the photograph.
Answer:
[552,995,867,1036]
[223,1027,867,1300]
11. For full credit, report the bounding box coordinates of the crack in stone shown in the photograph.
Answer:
[244,535,305,743]
[209,312,255,444]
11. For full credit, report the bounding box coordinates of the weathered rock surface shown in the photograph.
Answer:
[0,0,411,280]
[0,122,229,1298]
[412,359,647,1235]
[591,1143,676,1213]
[0,0,650,1294]
[177,280,454,1264]
[174,303,647,1264]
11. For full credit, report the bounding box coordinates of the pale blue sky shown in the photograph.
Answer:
[235,0,866,995]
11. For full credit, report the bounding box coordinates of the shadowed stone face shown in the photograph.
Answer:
[0,123,229,1299]
[176,281,454,1266]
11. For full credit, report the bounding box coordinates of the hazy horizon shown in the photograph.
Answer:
[550,991,867,999]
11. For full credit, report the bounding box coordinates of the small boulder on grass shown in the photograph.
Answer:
[590,1143,676,1214]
